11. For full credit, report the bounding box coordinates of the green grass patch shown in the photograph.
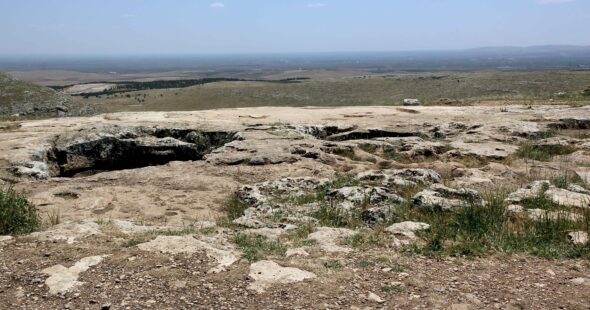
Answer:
[381,284,404,293]
[284,221,315,245]
[516,143,577,162]
[221,192,250,222]
[123,239,143,248]
[234,233,287,262]
[345,227,390,249]
[355,260,377,268]
[0,187,40,235]
[313,202,366,228]
[147,227,197,236]
[530,130,559,140]
[358,143,379,154]
[405,192,590,259]
[551,172,586,189]
[323,260,344,269]
[302,239,318,246]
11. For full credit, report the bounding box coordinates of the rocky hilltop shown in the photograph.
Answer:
[0,71,96,117]
[1,105,590,309]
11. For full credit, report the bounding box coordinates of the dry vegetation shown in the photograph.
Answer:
[72,70,590,112]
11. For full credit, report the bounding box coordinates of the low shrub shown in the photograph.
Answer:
[0,187,40,235]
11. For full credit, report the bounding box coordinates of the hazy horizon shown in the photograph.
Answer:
[1,0,590,55]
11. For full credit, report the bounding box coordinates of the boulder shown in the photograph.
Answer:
[361,205,397,225]
[544,188,590,209]
[505,180,550,204]
[567,231,588,245]
[402,99,421,106]
[386,221,430,239]
[413,184,481,211]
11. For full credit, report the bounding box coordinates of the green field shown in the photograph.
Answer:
[74,70,590,112]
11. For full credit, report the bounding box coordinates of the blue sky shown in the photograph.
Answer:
[0,0,588,55]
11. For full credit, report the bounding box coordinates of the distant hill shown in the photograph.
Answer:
[466,45,590,53]
[1,45,590,74]
[0,71,96,117]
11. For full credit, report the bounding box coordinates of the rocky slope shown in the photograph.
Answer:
[0,71,96,117]
[1,105,590,309]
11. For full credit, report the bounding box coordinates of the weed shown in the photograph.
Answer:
[0,187,40,235]
[318,173,360,194]
[148,227,197,236]
[551,172,585,189]
[234,233,287,262]
[345,227,390,249]
[358,143,379,154]
[530,130,559,140]
[302,239,318,246]
[323,260,344,269]
[381,284,404,293]
[46,208,61,226]
[124,239,143,247]
[313,201,365,228]
[516,143,576,162]
[284,221,315,245]
[407,191,590,259]
[221,192,250,222]
[520,195,558,211]
[355,260,377,268]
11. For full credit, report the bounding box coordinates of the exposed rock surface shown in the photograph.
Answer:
[506,180,590,209]
[307,227,357,253]
[42,255,106,295]
[357,168,442,187]
[247,260,317,293]
[413,184,481,211]
[386,221,431,239]
[567,231,589,245]
[45,125,236,177]
[137,235,239,273]
[0,235,14,246]
[30,221,103,244]
[386,221,431,247]
[1,106,590,308]
[544,188,590,209]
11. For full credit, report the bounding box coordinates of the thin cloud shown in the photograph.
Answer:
[307,3,326,8]
[209,2,225,8]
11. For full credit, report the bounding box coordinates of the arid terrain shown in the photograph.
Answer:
[1,105,590,309]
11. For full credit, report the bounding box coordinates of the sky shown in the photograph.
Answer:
[0,0,589,55]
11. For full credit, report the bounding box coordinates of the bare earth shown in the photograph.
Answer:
[1,105,590,309]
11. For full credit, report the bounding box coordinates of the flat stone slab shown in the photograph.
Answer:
[137,235,239,273]
[30,221,103,244]
[42,255,106,295]
[307,227,356,253]
[386,221,430,239]
[248,260,317,293]
[545,188,590,209]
